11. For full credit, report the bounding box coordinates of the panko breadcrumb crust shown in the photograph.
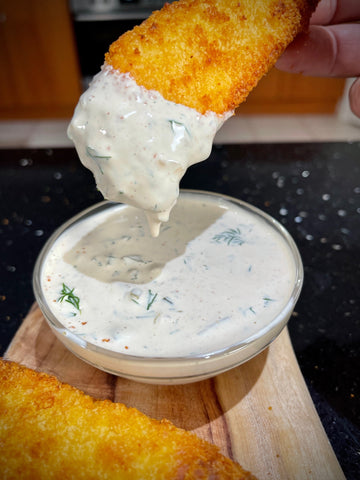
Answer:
[105,0,319,114]
[0,359,257,479]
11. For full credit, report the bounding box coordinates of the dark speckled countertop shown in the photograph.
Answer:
[0,143,359,478]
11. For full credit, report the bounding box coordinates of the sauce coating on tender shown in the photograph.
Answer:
[67,66,231,236]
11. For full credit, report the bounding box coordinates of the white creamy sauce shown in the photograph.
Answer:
[41,193,296,358]
[67,65,232,236]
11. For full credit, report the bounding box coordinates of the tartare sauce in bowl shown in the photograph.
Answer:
[33,191,303,384]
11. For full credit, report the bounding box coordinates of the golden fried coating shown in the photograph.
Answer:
[105,0,319,114]
[0,359,256,480]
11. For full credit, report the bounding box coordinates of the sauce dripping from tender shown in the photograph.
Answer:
[67,65,232,236]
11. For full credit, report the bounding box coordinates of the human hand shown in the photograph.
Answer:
[276,0,360,117]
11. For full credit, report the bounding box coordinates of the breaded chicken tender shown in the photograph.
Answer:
[105,0,319,114]
[0,359,256,480]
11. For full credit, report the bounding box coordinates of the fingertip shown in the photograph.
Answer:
[276,26,335,76]
[310,0,336,25]
[349,78,360,118]
[275,32,310,74]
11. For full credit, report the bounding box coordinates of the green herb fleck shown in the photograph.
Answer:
[197,316,231,335]
[163,296,173,305]
[86,146,111,174]
[130,288,142,305]
[168,120,190,137]
[170,329,180,335]
[86,146,111,161]
[58,283,81,312]
[212,228,244,246]
[263,297,275,307]
[146,290,158,310]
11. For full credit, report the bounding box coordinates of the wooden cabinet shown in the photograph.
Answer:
[0,0,82,119]
[236,68,345,115]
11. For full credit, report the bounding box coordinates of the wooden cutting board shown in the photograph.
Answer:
[5,303,345,480]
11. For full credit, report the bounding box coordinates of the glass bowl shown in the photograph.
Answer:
[33,190,303,384]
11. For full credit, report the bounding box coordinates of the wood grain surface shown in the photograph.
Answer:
[5,303,345,479]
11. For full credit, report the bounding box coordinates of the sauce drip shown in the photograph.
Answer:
[67,65,232,236]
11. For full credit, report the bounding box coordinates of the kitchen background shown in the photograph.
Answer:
[0,0,360,146]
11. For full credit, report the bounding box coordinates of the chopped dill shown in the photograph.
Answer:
[197,316,231,335]
[86,146,111,174]
[58,283,81,312]
[86,146,111,161]
[129,288,142,305]
[146,290,158,310]
[163,296,174,305]
[263,297,275,307]
[170,329,180,335]
[168,119,190,137]
[212,227,244,246]
[123,255,148,263]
